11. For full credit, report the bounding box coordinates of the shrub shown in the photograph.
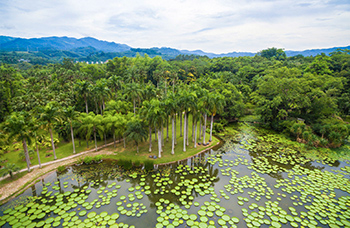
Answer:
[133,160,141,167]
[93,155,102,163]
[83,156,93,165]
[144,160,154,171]
[57,165,66,173]
[117,159,133,170]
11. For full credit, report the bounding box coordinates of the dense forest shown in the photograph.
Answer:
[0,48,350,171]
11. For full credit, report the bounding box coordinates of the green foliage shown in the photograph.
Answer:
[143,160,154,171]
[124,117,148,152]
[83,156,93,165]
[57,165,66,173]
[93,155,102,163]
[117,158,133,170]
[258,47,286,60]
[212,122,224,134]
[2,163,20,178]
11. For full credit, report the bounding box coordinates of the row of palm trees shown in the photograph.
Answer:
[1,82,225,173]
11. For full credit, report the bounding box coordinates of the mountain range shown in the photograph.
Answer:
[0,36,349,64]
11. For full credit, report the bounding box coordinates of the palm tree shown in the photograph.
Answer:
[124,83,143,116]
[39,101,61,160]
[30,115,43,168]
[62,106,80,154]
[1,163,20,178]
[78,112,103,152]
[104,112,119,148]
[147,99,167,158]
[124,117,148,153]
[2,111,33,172]
[95,78,111,113]
[179,89,197,152]
[74,80,90,113]
[165,92,178,154]
[140,100,154,152]
[107,75,123,99]
[198,89,210,145]
[208,92,225,142]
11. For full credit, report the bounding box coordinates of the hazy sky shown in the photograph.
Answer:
[1,0,349,53]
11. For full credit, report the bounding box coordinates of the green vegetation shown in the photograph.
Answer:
[0,48,350,180]
[0,122,348,227]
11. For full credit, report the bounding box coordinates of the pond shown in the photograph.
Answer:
[1,123,350,228]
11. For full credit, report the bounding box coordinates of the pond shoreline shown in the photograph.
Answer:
[0,136,222,206]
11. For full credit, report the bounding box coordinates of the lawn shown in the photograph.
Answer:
[0,116,220,175]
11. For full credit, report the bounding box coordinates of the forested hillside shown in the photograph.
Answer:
[0,48,349,170]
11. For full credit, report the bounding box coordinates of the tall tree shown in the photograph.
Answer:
[74,80,90,113]
[2,111,33,172]
[208,92,225,142]
[124,117,148,153]
[78,112,104,152]
[39,101,61,160]
[124,83,143,116]
[179,88,197,152]
[165,92,178,154]
[62,106,80,154]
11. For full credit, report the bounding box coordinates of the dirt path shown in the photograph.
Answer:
[0,139,220,205]
[0,142,117,204]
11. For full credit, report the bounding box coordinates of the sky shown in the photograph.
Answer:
[0,0,349,53]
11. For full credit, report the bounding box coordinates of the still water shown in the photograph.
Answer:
[1,124,349,227]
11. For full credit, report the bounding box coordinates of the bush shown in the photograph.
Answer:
[213,122,224,133]
[133,160,141,167]
[83,156,93,165]
[93,155,102,163]
[57,165,66,173]
[144,160,154,171]
[117,159,133,170]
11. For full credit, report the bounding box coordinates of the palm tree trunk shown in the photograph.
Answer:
[113,133,116,148]
[49,128,57,160]
[194,120,198,148]
[172,115,175,154]
[102,97,105,110]
[179,112,182,137]
[158,129,162,158]
[203,113,207,144]
[183,112,187,152]
[149,126,152,152]
[104,133,107,146]
[192,116,195,142]
[84,95,88,114]
[199,118,202,141]
[161,122,164,151]
[186,114,189,146]
[210,114,214,142]
[94,130,97,152]
[174,115,177,145]
[95,101,98,114]
[166,117,169,142]
[137,144,139,153]
[123,137,126,148]
[70,124,76,154]
[22,139,31,172]
[133,98,136,117]
[35,136,41,168]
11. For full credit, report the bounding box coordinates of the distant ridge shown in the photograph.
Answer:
[0,36,131,52]
[0,36,349,63]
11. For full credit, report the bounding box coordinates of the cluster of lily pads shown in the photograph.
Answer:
[1,123,350,227]
[154,199,239,228]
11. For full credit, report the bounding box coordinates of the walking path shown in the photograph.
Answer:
[0,141,118,203]
[0,138,220,204]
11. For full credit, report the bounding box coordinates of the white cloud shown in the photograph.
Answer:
[0,0,349,53]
